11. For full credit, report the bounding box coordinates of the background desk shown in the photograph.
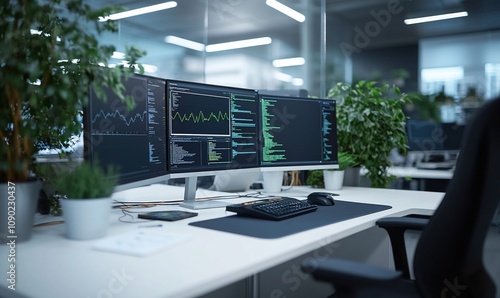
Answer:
[388,166,454,191]
[0,186,444,298]
[359,166,454,191]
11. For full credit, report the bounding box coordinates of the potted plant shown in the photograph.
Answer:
[54,161,118,240]
[323,152,356,190]
[329,81,412,188]
[306,170,325,188]
[1,0,144,242]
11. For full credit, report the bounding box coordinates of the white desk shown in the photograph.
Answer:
[0,186,444,298]
[387,166,454,180]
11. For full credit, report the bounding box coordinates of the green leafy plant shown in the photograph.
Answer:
[331,152,356,171]
[54,161,118,198]
[0,0,145,182]
[329,81,412,188]
[306,170,324,188]
[406,93,441,122]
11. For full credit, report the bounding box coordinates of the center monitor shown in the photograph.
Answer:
[258,94,339,171]
[166,80,260,208]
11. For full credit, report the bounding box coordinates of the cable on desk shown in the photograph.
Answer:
[118,209,152,224]
[34,220,65,227]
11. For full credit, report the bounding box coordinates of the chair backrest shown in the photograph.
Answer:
[413,97,500,298]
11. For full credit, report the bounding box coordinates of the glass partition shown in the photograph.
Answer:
[89,0,349,97]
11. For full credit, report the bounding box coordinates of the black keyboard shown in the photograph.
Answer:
[226,197,318,220]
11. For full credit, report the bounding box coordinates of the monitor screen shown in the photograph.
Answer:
[441,123,465,151]
[166,80,260,176]
[84,74,169,190]
[407,120,466,153]
[406,119,444,152]
[258,95,338,171]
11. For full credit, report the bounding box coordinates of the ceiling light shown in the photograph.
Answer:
[120,61,158,73]
[266,0,305,22]
[99,1,177,22]
[272,57,305,67]
[30,29,61,42]
[404,11,468,25]
[274,71,293,82]
[165,36,205,51]
[205,37,272,52]
[111,51,126,59]
[292,78,303,86]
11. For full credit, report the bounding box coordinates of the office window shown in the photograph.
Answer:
[421,66,464,97]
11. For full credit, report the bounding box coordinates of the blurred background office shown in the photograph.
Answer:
[86,0,500,105]
[73,0,500,191]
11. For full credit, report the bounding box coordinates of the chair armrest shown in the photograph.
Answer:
[376,216,429,231]
[301,258,402,291]
[375,216,429,279]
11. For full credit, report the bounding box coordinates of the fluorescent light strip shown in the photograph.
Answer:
[111,51,126,59]
[164,36,205,51]
[205,37,272,52]
[292,78,303,86]
[266,0,305,22]
[272,57,305,67]
[120,61,158,74]
[273,72,303,86]
[165,36,272,52]
[404,11,468,25]
[30,29,61,42]
[274,71,293,82]
[99,1,177,22]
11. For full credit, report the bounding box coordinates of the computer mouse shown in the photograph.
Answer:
[307,192,337,206]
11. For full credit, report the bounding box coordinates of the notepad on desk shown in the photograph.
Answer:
[93,230,189,257]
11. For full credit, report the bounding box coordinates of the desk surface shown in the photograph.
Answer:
[0,186,444,298]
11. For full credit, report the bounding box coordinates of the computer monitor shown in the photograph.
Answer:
[406,119,444,153]
[406,120,466,153]
[83,73,169,191]
[258,94,339,172]
[166,80,260,208]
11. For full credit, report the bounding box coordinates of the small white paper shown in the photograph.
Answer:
[93,230,188,257]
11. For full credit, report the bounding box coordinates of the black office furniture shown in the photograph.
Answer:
[301,97,500,298]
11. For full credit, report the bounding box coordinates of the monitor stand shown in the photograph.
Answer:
[178,177,230,210]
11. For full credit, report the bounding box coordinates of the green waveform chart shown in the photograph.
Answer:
[171,93,231,136]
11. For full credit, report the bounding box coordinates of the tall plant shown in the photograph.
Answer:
[329,81,412,188]
[0,0,145,182]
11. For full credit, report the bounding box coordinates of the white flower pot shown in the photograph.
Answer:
[262,171,284,193]
[323,170,345,190]
[0,180,41,243]
[59,197,112,240]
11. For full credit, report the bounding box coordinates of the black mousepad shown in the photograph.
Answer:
[189,200,392,239]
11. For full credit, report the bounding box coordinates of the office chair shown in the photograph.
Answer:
[301,97,500,298]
